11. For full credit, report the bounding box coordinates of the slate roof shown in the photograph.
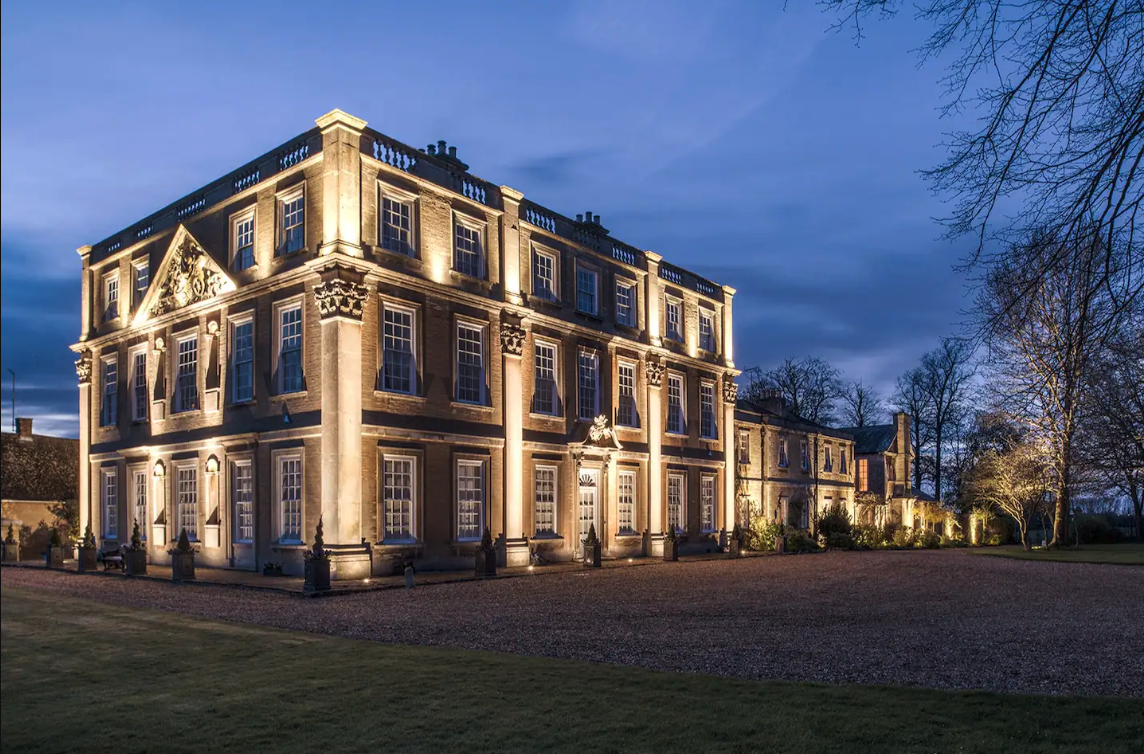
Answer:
[0,431,79,502]
[737,399,855,442]
[839,424,896,455]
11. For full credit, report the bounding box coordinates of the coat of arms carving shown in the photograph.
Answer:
[145,227,235,320]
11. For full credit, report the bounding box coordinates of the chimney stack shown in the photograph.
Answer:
[15,417,33,439]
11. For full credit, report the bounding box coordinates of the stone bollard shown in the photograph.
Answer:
[404,563,415,589]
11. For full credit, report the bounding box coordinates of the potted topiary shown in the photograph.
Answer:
[582,523,602,568]
[663,524,679,562]
[125,520,147,576]
[474,526,497,578]
[77,524,98,572]
[46,528,65,568]
[2,523,19,563]
[169,528,196,582]
[304,516,331,592]
[729,523,743,557]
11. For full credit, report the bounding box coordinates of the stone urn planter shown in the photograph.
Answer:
[474,526,497,578]
[582,523,602,568]
[77,524,98,573]
[303,516,332,593]
[169,528,196,582]
[663,528,679,562]
[45,529,65,568]
[2,523,20,562]
[125,521,147,576]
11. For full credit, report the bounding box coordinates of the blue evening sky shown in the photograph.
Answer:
[0,0,974,437]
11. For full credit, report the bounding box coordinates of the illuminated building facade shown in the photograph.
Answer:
[72,110,739,578]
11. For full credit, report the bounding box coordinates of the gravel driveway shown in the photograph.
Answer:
[5,550,1141,697]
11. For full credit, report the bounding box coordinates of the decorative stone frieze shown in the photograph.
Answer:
[314,278,367,321]
[75,352,92,384]
[645,359,665,388]
[149,233,234,318]
[722,376,738,404]
[500,322,527,357]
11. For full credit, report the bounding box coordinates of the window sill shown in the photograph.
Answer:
[227,399,256,409]
[169,409,202,418]
[374,390,426,403]
[274,248,309,259]
[374,246,422,265]
[574,310,604,323]
[528,293,561,310]
[615,424,641,432]
[615,530,641,539]
[271,543,307,551]
[375,540,421,549]
[614,322,641,335]
[666,431,688,438]
[270,391,308,402]
[532,533,563,541]
[451,400,493,412]
[529,411,564,421]
[449,270,493,288]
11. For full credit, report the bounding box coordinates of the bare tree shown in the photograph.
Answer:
[892,366,935,493]
[980,231,1136,545]
[839,380,885,427]
[1078,321,1144,539]
[919,337,977,502]
[820,1,1143,318]
[741,357,843,425]
[968,438,1054,551]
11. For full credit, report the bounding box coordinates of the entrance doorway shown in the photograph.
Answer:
[577,468,599,558]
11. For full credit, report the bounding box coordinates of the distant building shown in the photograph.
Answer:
[734,393,856,531]
[71,110,739,578]
[1,418,78,553]
[841,412,930,526]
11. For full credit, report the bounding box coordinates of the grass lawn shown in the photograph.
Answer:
[969,543,1144,566]
[3,589,1141,754]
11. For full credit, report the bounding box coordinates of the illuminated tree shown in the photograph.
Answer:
[967,439,1054,551]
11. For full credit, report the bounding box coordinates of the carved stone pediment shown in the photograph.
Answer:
[722,376,738,403]
[75,352,92,384]
[500,322,527,357]
[314,278,367,320]
[645,358,665,388]
[137,226,236,324]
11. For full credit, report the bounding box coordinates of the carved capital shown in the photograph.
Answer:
[645,358,665,388]
[500,322,527,357]
[314,278,367,321]
[722,376,738,404]
[75,352,93,385]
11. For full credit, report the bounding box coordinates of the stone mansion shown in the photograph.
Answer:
[71,109,899,579]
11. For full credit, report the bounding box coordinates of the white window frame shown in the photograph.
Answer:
[381,453,417,543]
[616,359,637,428]
[665,295,683,342]
[615,278,636,327]
[378,183,418,257]
[575,263,599,316]
[700,474,717,532]
[778,437,789,469]
[667,472,686,533]
[801,440,810,472]
[533,339,560,416]
[456,459,485,542]
[698,308,716,353]
[455,321,486,405]
[453,213,485,279]
[531,245,559,302]
[232,459,254,544]
[824,445,834,473]
[129,346,147,422]
[132,258,150,310]
[276,184,306,255]
[174,461,198,541]
[738,429,751,465]
[229,313,255,404]
[102,468,118,539]
[534,465,558,536]
[230,206,257,270]
[102,270,120,323]
[100,354,118,427]
[274,299,304,395]
[617,469,636,533]
[380,300,418,395]
[131,467,148,539]
[666,372,686,435]
[699,380,717,439]
[577,349,600,421]
[174,331,199,413]
[275,451,303,544]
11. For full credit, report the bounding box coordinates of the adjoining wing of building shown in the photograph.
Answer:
[71,109,742,578]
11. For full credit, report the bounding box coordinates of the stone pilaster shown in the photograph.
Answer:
[315,270,367,545]
[722,285,736,368]
[501,319,529,567]
[722,375,738,531]
[500,186,524,306]
[316,109,367,258]
[645,252,663,347]
[76,351,93,540]
[645,357,665,555]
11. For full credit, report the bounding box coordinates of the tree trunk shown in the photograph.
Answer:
[1132,488,1143,542]
[1020,526,1030,551]
[1051,460,1071,547]
[912,419,924,493]
[934,427,943,502]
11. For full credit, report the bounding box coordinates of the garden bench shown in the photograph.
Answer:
[98,546,125,571]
